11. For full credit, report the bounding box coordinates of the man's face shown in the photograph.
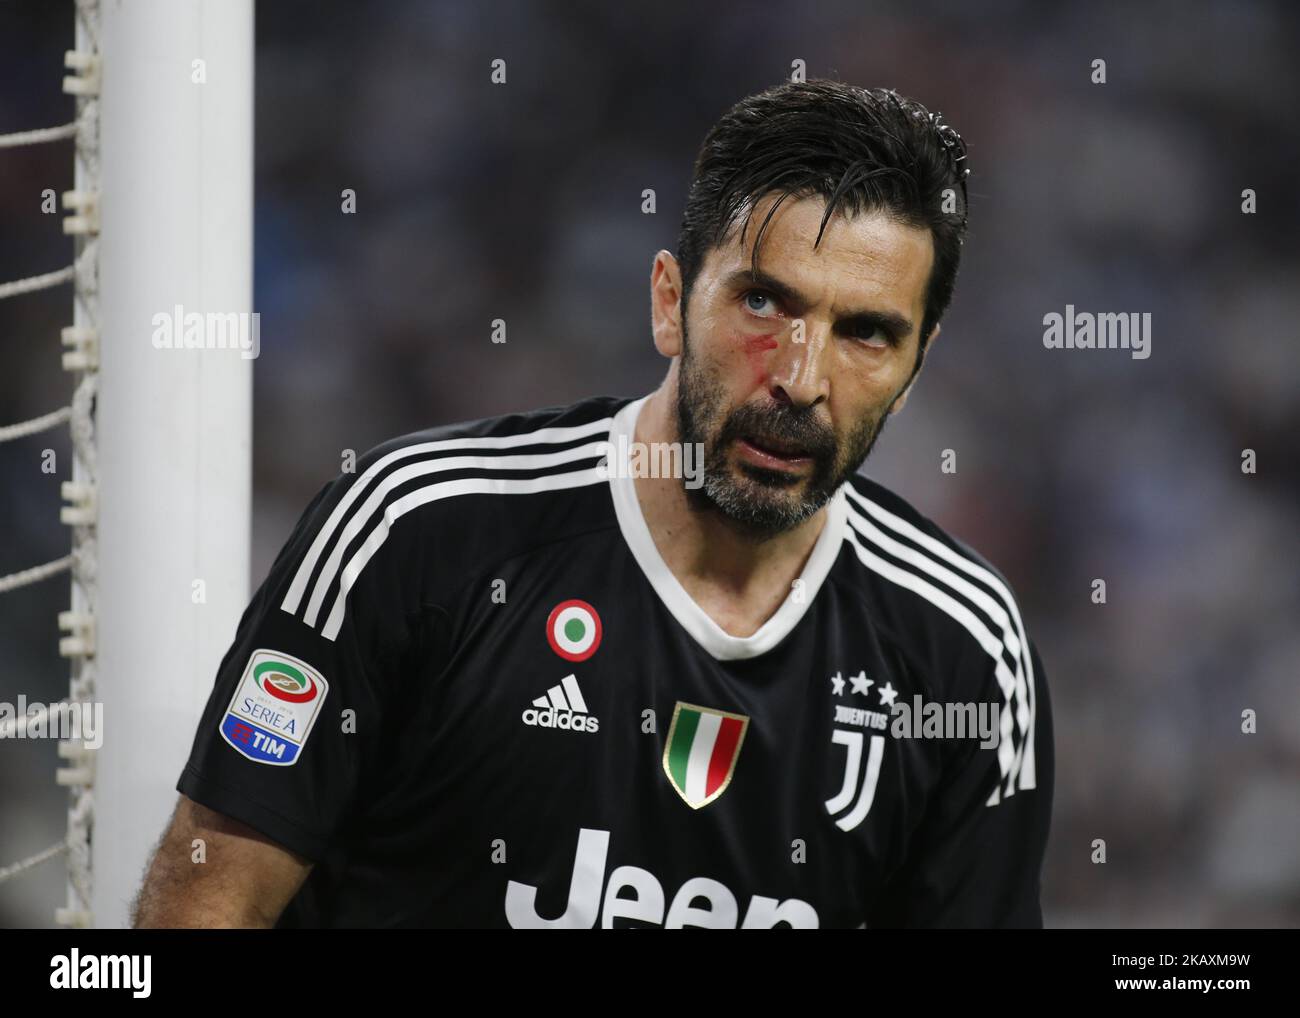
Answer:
[657,194,937,538]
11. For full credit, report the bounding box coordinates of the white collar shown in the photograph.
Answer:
[606,395,847,661]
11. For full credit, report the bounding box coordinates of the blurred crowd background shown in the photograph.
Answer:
[2,0,1297,927]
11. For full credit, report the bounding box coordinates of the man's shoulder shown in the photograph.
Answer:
[364,394,632,457]
[342,393,632,516]
[840,472,1018,594]
[309,394,631,583]
[836,471,1035,693]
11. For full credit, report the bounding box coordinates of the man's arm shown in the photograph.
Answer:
[159,461,426,927]
[132,794,313,928]
[867,638,1055,927]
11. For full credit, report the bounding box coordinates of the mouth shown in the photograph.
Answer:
[735,433,814,471]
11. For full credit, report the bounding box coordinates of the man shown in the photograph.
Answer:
[134,79,1053,928]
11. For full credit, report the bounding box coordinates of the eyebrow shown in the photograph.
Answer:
[722,268,915,338]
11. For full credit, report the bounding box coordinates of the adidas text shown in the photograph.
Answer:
[521,707,599,733]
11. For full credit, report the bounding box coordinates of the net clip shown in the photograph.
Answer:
[62,190,100,235]
[62,51,100,97]
[56,737,97,787]
[60,481,96,526]
[58,611,96,659]
[61,326,99,371]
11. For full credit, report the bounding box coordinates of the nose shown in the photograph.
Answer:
[769,318,831,409]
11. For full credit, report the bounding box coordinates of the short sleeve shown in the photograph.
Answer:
[177,470,421,862]
[868,639,1055,928]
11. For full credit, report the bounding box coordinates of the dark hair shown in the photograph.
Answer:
[676,80,970,367]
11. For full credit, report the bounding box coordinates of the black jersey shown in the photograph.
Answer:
[177,393,1053,928]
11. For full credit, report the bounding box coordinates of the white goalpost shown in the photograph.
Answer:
[91,0,255,928]
[1,0,254,931]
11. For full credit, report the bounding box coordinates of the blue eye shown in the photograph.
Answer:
[744,290,777,315]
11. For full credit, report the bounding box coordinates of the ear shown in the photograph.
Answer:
[888,323,940,415]
[650,250,685,358]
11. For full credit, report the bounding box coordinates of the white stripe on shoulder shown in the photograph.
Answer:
[843,495,1032,798]
[841,522,1020,797]
[319,465,607,641]
[281,416,613,615]
[301,440,609,627]
[843,483,1037,799]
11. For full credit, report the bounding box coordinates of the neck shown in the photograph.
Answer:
[631,383,831,629]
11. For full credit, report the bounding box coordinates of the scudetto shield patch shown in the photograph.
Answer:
[662,701,750,809]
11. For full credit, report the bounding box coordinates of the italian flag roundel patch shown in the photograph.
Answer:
[546,599,602,661]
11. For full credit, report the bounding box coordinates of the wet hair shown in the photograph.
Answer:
[676,80,970,367]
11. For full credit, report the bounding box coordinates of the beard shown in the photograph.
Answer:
[674,322,895,539]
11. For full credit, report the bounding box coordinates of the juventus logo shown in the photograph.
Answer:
[825,729,885,832]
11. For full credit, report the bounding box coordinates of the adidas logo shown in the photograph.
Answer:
[522,674,599,733]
